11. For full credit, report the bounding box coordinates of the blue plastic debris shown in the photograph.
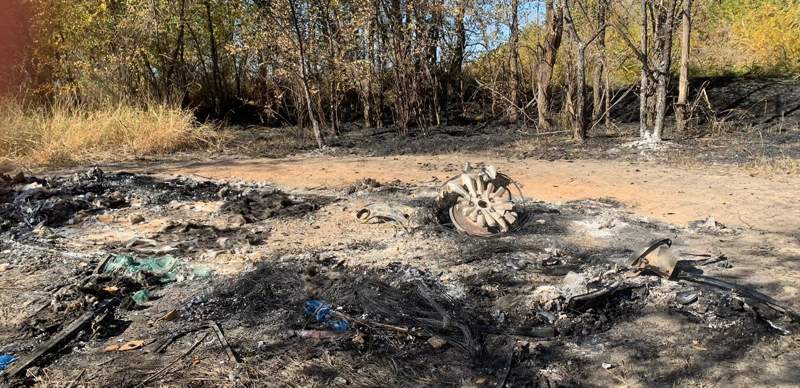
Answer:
[303,300,350,332]
[0,354,16,371]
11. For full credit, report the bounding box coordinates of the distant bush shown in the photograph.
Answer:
[694,0,800,76]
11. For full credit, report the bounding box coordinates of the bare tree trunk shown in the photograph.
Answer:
[203,0,223,115]
[565,0,605,141]
[288,0,324,148]
[652,1,678,140]
[639,0,649,139]
[362,21,374,128]
[445,0,467,121]
[591,0,607,126]
[429,0,443,126]
[324,8,340,136]
[536,0,564,131]
[564,2,584,140]
[140,52,161,99]
[369,1,383,128]
[372,13,384,129]
[604,63,610,127]
[574,45,587,140]
[675,0,692,133]
[508,0,521,123]
[164,0,187,94]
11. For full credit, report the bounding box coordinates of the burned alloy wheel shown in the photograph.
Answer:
[438,163,519,237]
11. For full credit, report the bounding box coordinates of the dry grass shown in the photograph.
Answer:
[0,99,226,168]
[745,156,800,176]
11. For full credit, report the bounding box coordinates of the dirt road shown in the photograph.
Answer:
[151,155,799,234]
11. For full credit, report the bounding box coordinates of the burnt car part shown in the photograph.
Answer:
[439,163,519,237]
[356,203,417,230]
[630,238,679,279]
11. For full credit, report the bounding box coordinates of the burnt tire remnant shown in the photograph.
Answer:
[436,163,524,237]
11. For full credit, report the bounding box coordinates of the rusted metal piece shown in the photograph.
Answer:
[440,163,518,236]
[630,239,679,279]
[355,203,416,230]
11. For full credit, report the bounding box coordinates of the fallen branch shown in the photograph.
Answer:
[208,321,238,363]
[4,307,106,378]
[65,369,86,388]
[288,329,347,339]
[332,311,411,334]
[138,333,209,387]
[156,324,209,353]
[94,254,113,274]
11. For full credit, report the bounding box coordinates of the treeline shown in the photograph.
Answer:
[7,0,800,146]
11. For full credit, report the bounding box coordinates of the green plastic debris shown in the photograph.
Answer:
[104,254,179,283]
[191,265,214,279]
[132,289,150,305]
[104,254,214,284]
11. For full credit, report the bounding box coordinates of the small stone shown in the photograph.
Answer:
[333,376,348,385]
[676,291,699,305]
[228,214,247,228]
[602,362,614,370]
[129,214,145,225]
[96,214,114,223]
[427,336,448,349]
[217,237,233,250]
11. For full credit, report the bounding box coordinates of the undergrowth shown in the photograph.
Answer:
[745,156,800,176]
[0,99,225,168]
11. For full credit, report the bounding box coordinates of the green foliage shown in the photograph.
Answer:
[693,0,800,76]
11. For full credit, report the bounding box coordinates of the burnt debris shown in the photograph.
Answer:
[0,166,796,386]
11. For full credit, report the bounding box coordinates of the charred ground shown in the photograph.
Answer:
[0,165,798,387]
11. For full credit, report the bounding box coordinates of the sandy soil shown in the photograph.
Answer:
[149,154,800,234]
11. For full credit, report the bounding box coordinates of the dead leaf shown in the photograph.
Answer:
[119,340,145,351]
[104,340,145,352]
[352,333,365,346]
[692,340,707,351]
[162,309,177,321]
[103,344,120,352]
[103,286,119,294]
